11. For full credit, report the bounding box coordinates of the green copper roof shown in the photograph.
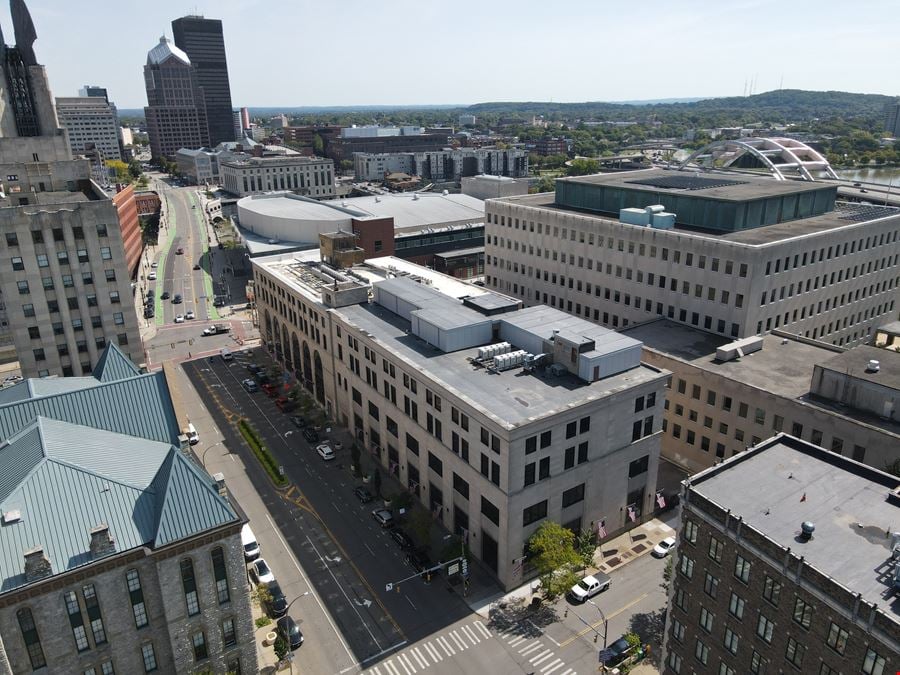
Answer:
[93,343,142,382]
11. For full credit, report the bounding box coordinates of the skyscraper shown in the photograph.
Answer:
[143,36,208,160]
[172,15,234,146]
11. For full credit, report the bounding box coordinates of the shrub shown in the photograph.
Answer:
[254,616,271,629]
[238,419,287,487]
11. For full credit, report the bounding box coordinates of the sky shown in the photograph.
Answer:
[11,0,900,110]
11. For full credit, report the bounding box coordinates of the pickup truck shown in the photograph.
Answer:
[202,324,230,336]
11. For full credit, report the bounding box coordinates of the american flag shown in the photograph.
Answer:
[656,493,666,509]
[627,505,637,522]
[596,520,608,539]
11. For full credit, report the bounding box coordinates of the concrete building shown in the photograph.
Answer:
[172,15,235,147]
[533,137,569,156]
[623,319,900,475]
[220,154,334,198]
[353,148,529,183]
[662,434,899,675]
[253,253,669,588]
[56,94,123,163]
[0,345,258,675]
[459,114,477,126]
[462,174,529,201]
[325,132,448,163]
[111,184,144,279]
[485,169,900,349]
[282,124,343,155]
[143,36,208,160]
[176,147,219,185]
[884,100,900,137]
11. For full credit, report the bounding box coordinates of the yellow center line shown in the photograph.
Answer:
[558,592,650,648]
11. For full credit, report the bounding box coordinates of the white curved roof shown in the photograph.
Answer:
[147,36,190,65]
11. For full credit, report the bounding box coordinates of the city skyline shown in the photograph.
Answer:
[15,0,900,110]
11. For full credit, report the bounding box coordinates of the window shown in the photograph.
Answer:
[579,416,591,433]
[109,291,120,304]
[538,456,550,480]
[724,626,739,654]
[734,555,751,583]
[628,455,649,478]
[694,639,709,665]
[749,650,766,674]
[672,618,685,643]
[105,269,116,282]
[192,631,208,661]
[674,588,687,612]
[17,608,46,669]
[667,651,682,673]
[82,584,106,645]
[211,547,230,604]
[453,473,469,499]
[141,643,157,672]
[785,636,805,668]
[523,500,547,526]
[756,614,775,643]
[577,441,588,464]
[22,303,34,317]
[539,430,551,448]
[708,536,724,563]
[792,597,812,629]
[126,569,148,628]
[96,224,108,237]
[825,622,848,655]
[719,664,735,675]
[6,232,18,246]
[222,617,237,647]
[679,554,694,579]
[524,463,535,486]
[763,575,781,606]
[77,249,89,263]
[28,326,40,339]
[17,280,29,294]
[428,451,443,477]
[113,312,124,325]
[704,572,718,598]
[862,647,886,675]
[100,247,112,260]
[180,559,200,616]
[525,436,537,454]
[699,606,714,632]
[11,256,24,270]
[683,520,698,543]
[728,592,745,620]
[566,420,577,438]
[562,483,585,507]
[481,496,499,525]
[65,590,89,651]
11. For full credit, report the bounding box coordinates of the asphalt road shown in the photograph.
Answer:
[184,349,479,667]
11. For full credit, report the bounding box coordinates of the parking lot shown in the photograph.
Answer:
[184,348,478,666]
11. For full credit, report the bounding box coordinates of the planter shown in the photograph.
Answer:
[383,499,391,508]
[362,476,370,484]
[264,631,278,646]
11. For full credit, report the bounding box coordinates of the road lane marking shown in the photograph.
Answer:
[541,659,564,674]
[520,642,543,655]
[449,630,467,650]
[559,669,573,675]
[531,649,554,665]
[423,642,442,662]
[410,647,428,669]
[436,636,454,656]
[474,620,492,639]
[558,592,650,648]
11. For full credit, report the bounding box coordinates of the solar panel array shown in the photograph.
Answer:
[625,175,749,191]
[835,202,900,222]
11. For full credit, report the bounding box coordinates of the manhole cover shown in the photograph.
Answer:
[606,557,621,566]
[633,543,647,553]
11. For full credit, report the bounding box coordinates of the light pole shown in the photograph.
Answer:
[587,598,609,671]
[283,592,309,675]
[199,440,225,469]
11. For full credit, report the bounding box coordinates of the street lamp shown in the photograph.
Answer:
[587,598,610,671]
[199,440,226,468]
[283,592,309,675]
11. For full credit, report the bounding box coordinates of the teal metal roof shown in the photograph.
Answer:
[93,343,142,382]
[0,377,99,406]
[0,418,237,592]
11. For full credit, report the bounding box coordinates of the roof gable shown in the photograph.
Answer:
[93,343,141,383]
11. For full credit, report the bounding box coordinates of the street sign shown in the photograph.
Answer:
[447,562,460,576]
[385,583,393,592]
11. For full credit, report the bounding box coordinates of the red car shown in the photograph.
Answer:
[275,397,296,413]
[261,383,278,397]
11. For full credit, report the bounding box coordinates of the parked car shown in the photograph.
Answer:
[316,443,335,461]
[275,397,296,413]
[174,314,184,323]
[568,572,611,602]
[247,363,263,374]
[371,508,394,528]
[390,528,414,550]
[264,580,287,617]
[249,558,275,585]
[241,524,260,561]
[151,261,158,268]
[143,307,155,319]
[255,371,271,384]
[405,548,432,574]
[353,486,373,503]
[262,383,278,397]
[652,536,677,558]
[600,635,636,667]
[172,294,183,304]
[202,324,230,336]
[242,378,259,393]
[147,271,157,281]
[176,247,184,255]
[290,415,307,429]
[193,263,201,270]
[161,290,170,300]
[213,296,226,307]
[302,428,319,443]
[276,616,303,650]
[185,310,195,320]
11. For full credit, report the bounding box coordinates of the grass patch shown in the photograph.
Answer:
[238,418,288,487]
[254,616,271,629]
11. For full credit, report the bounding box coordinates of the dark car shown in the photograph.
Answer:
[255,371,271,385]
[193,263,201,270]
[277,616,303,650]
[161,290,170,300]
[302,428,319,443]
[247,363,263,375]
[600,636,636,667]
[290,415,307,429]
[264,581,287,618]
[176,247,184,255]
[146,289,155,299]
[353,486,373,503]
[143,307,155,319]
[371,508,394,528]
[390,529,414,550]
[172,294,183,304]
[275,397,296,413]
[213,296,226,307]
[405,548,432,574]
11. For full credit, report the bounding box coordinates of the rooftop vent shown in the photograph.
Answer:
[867,359,880,373]
[89,524,116,559]
[442,189,449,195]
[798,521,815,542]
[3,510,21,525]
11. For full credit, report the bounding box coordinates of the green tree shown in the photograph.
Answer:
[274,635,288,661]
[372,467,382,497]
[128,159,142,179]
[105,159,130,183]
[527,521,581,599]
[566,158,599,176]
[531,176,556,193]
[251,582,273,609]
[313,134,324,155]
[408,507,432,546]
[575,529,596,568]
[340,159,354,172]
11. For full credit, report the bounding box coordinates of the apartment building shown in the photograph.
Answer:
[485,169,900,349]
[353,148,529,182]
[56,94,122,162]
[0,344,257,675]
[623,320,900,474]
[220,155,335,198]
[252,253,668,588]
[662,434,899,675]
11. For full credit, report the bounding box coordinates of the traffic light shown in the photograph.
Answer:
[461,559,469,578]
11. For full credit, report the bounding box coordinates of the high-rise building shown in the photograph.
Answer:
[143,36,208,160]
[884,100,900,137]
[0,0,143,376]
[661,434,899,675]
[240,106,250,131]
[78,84,108,100]
[56,94,123,162]
[172,15,234,147]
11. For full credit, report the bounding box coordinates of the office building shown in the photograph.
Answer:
[172,15,235,147]
[0,344,258,675]
[0,0,142,376]
[325,131,448,163]
[232,109,242,140]
[662,434,899,675]
[533,137,569,156]
[884,100,900,137]
[623,320,900,475]
[353,148,529,183]
[283,124,343,155]
[459,114,477,126]
[56,94,123,162]
[220,155,335,198]
[253,253,668,588]
[485,169,900,348]
[462,174,529,201]
[176,147,220,185]
[143,36,208,160]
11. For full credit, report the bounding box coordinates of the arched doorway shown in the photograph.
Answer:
[313,351,325,404]
[281,328,291,372]
[263,310,272,347]
[272,320,282,361]
[291,334,302,380]
[302,342,313,392]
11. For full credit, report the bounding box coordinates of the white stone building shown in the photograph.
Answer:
[220,155,335,198]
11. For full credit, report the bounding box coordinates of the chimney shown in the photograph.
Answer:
[89,524,116,559]
[23,546,52,582]
[212,472,227,497]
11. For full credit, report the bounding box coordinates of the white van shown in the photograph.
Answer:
[186,423,199,445]
[241,524,260,561]
[220,348,233,362]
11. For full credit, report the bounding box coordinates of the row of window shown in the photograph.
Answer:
[4,224,109,247]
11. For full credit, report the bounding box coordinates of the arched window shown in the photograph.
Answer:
[180,559,200,616]
[17,608,46,669]
[210,547,229,604]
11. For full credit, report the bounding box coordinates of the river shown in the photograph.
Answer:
[831,167,900,186]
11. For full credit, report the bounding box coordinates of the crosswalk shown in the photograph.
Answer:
[365,620,492,675]
[497,625,577,675]
[364,618,578,675]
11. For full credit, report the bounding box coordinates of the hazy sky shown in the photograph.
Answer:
[12,0,899,109]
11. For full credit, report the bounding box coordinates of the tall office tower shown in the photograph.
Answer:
[78,84,108,100]
[143,36,208,160]
[172,15,234,146]
[56,93,123,162]
[884,100,900,137]
[0,0,143,375]
[232,109,241,140]
[240,106,250,131]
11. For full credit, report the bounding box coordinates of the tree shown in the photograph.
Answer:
[128,160,142,179]
[251,582,273,609]
[340,159,354,172]
[408,507,432,546]
[566,158,599,176]
[527,521,581,599]
[105,159,130,183]
[575,528,596,568]
[274,635,288,661]
[371,467,382,497]
[531,176,556,193]
[312,134,324,155]
[660,557,674,593]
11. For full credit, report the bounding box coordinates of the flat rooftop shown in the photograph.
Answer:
[816,345,900,390]
[337,301,663,428]
[691,435,900,612]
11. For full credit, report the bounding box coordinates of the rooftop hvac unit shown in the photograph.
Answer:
[716,336,764,362]
[548,363,567,377]
[494,342,512,357]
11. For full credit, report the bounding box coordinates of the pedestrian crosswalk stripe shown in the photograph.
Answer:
[449,630,467,650]
[370,667,381,675]
[542,659,565,674]
[531,649,554,665]
[508,635,527,646]
[398,653,416,674]
[382,661,400,675]
[560,669,574,675]
[436,635,455,656]
[520,642,543,655]
[423,641,442,662]
[410,647,428,669]
[462,624,480,644]
[474,621,492,639]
